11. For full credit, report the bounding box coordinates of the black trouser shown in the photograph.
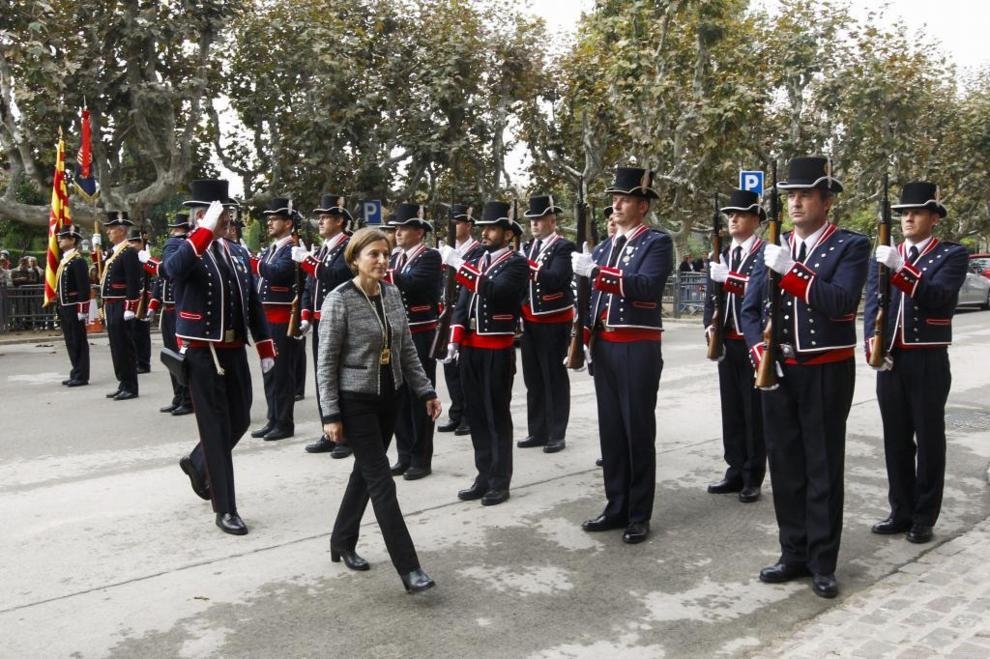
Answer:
[460,345,515,491]
[331,393,420,575]
[310,318,323,426]
[762,358,855,576]
[262,320,297,430]
[442,358,467,425]
[105,302,138,395]
[134,316,152,371]
[592,339,663,524]
[58,305,89,383]
[187,346,252,514]
[160,307,191,407]
[877,348,950,527]
[520,320,571,442]
[718,338,766,488]
[295,328,307,398]
[394,331,437,469]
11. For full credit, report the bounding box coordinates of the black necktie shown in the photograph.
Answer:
[395,252,407,271]
[531,239,542,259]
[796,241,807,263]
[481,252,491,271]
[731,246,742,271]
[213,242,233,276]
[607,235,627,268]
[908,246,919,263]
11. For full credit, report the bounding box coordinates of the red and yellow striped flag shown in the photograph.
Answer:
[44,131,72,307]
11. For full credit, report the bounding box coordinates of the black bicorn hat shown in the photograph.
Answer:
[262,197,296,221]
[57,225,83,240]
[313,193,353,223]
[183,179,237,207]
[476,200,515,228]
[720,189,767,221]
[606,166,659,200]
[778,156,843,193]
[388,202,432,232]
[167,213,191,229]
[126,227,145,242]
[892,181,947,218]
[450,203,476,222]
[524,194,564,218]
[104,211,133,227]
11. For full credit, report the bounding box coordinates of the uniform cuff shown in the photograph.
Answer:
[455,263,481,293]
[723,272,748,297]
[250,255,260,276]
[124,298,140,313]
[187,227,214,257]
[143,258,160,276]
[300,255,319,276]
[256,338,277,360]
[593,266,623,296]
[749,343,765,369]
[780,262,815,302]
[450,324,465,344]
[301,308,312,322]
[890,262,922,297]
[148,298,162,313]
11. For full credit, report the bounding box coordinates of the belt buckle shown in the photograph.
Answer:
[469,318,476,331]
[780,343,795,358]
[224,329,235,343]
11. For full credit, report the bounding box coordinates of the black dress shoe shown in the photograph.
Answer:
[404,466,432,481]
[516,436,547,448]
[294,392,304,401]
[622,522,650,544]
[160,403,178,413]
[250,424,274,438]
[330,444,352,459]
[171,404,193,416]
[759,562,810,583]
[263,426,293,441]
[62,379,71,386]
[137,366,151,374]
[481,489,510,506]
[113,390,138,400]
[543,440,566,453]
[400,568,435,594]
[458,483,486,501]
[707,478,744,494]
[581,514,626,532]
[305,436,334,453]
[66,379,88,387]
[907,524,934,544]
[179,456,210,501]
[812,573,839,598]
[331,546,370,571]
[738,486,761,503]
[437,419,459,432]
[106,389,123,398]
[453,424,471,436]
[390,461,409,476]
[872,516,912,535]
[596,458,603,467]
[216,512,248,535]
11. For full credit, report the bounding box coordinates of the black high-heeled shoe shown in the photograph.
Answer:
[330,546,370,571]
[400,568,435,594]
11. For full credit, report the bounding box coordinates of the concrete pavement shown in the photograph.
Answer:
[0,311,988,657]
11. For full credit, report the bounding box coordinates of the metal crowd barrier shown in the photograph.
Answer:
[0,284,59,332]
[664,271,708,318]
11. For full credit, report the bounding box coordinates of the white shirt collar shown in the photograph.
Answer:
[904,235,933,252]
[793,223,827,253]
[403,241,425,258]
[731,234,757,255]
[324,232,347,250]
[486,246,510,261]
[112,241,127,254]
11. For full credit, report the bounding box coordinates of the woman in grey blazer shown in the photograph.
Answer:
[317,228,441,594]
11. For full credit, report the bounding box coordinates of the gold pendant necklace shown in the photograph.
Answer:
[358,282,391,365]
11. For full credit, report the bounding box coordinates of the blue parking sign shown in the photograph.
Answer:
[363,199,382,225]
[739,170,765,196]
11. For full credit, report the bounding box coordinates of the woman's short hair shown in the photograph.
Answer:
[344,227,389,273]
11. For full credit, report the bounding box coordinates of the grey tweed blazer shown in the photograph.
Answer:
[317,280,436,423]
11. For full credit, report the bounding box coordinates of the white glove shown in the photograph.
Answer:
[439,244,464,269]
[297,319,311,337]
[709,260,729,283]
[77,312,88,321]
[764,244,795,275]
[198,200,224,233]
[142,310,154,323]
[875,245,905,271]
[123,310,136,321]
[442,343,459,364]
[571,243,595,278]
[137,248,151,264]
[290,244,310,263]
[91,234,102,247]
[261,357,275,374]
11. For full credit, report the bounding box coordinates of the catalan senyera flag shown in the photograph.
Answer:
[44,131,72,307]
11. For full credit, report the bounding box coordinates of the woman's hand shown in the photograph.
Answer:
[426,398,442,422]
[324,421,344,444]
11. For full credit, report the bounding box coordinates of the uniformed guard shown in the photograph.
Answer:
[517,194,576,454]
[291,193,354,458]
[740,155,869,599]
[162,179,276,535]
[140,214,194,415]
[249,197,300,441]
[436,204,486,436]
[439,201,529,506]
[55,225,91,387]
[571,166,673,544]
[127,227,153,374]
[864,181,967,545]
[385,202,443,480]
[704,189,767,502]
[98,211,142,400]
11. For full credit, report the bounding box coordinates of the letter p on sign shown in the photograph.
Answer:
[739,170,764,196]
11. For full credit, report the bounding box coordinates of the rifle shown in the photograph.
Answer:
[430,203,459,360]
[868,171,892,369]
[286,209,308,338]
[756,161,782,391]
[135,230,150,319]
[93,220,104,283]
[706,193,725,361]
[566,178,592,370]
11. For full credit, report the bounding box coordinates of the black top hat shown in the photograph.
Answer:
[524,194,564,218]
[508,219,523,237]
[167,213,191,229]
[57,225,83,241]
[262,197,296,222]
[388,202,432,232]
[720,189,767,220]
[778,156,843,193]
[313,193,353,222]
[606,167,659,199]
[183,179,236,207]
[104,211,133,227]
[891,181,947,218]
[476,200,515,228]
[603,206,614,219]
[126,227,145,242]
[451,203,476,222]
